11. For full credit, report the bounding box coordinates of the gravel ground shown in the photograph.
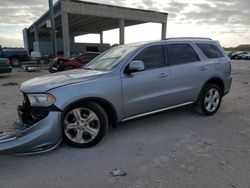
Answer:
[0,60,250,188]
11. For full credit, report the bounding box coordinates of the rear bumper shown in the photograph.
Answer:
[224,76,232,96]
[0,111,62,155]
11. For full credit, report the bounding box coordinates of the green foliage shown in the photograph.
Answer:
[224,45,250,52]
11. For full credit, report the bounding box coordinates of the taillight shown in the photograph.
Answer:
[5,60,10,65]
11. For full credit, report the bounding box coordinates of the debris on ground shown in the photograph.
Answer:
[219,161,229,166]
[110,168,127,177]
[22,65,41,72]
[2,82,19,86]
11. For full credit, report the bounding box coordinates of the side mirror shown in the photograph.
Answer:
[126,60,145,73]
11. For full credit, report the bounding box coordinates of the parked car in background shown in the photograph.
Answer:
[238,52,249,60]
[0,38,232,154]
[49,52,100,73]
[31,52,54,64]
[0,58,12,74]
[38,54,54,64]
[0,46,29,67]
[244,53,250,60]
[230,51,248,60]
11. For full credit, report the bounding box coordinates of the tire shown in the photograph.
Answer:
[62,101,108,148]
[63,65,74,71]
[10,57,21,67]
[37,58,45,64]
[48,57,53,63]
[195,83,222,116]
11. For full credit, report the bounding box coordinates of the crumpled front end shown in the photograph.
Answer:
[0,94,62,155]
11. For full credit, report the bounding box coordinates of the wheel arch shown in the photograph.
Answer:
[197,77,225,102]
[62,97,118,127]
[205,77,225,95]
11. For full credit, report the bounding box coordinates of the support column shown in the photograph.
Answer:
[161,22,167,40]
[70,36,75,43]
[34,25,39,41]
[100,32,103,44]
[62,11,70,57]
[49,0,57,57]
[33,25,40,52]
[119,19,125,45]
[22,28,30,52]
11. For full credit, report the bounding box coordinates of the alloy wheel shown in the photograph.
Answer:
[204,88,220,113]
[63,108,100,144]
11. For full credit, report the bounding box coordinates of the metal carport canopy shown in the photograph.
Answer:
[27,0,168,57]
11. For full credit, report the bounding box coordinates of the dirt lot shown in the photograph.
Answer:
[0,60,250,188]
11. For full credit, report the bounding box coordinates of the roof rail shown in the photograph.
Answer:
[164,37,212,40]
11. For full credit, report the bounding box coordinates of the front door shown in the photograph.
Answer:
[121,45,171,118]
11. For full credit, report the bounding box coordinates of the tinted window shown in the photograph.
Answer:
[167,43,199,65]
[196,43,224,58]
[133,45,165,70]
[84,45,138,71]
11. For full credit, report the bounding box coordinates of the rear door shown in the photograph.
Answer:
[166,43,211,105]
[121,45,171,118]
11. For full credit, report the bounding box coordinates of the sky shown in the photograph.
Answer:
[0,0,249,48]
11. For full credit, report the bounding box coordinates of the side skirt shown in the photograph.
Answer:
[121,102,194,122]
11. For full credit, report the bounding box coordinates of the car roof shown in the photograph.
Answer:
[126,37,219,47]
[110,37,221,52]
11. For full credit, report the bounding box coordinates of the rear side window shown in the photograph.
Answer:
[133,45,165,70]
[167,43,200,65]
[196,43,224,58]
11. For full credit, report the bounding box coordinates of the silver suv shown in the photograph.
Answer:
[0,38,232,154]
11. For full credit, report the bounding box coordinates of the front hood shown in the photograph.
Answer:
[21,69,103,93]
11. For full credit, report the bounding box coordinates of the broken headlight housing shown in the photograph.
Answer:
[27,94,56,107]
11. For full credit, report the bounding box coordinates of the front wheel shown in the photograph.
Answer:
[62,102,108,148]
[195,84,222,115]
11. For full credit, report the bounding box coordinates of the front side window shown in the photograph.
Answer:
[133,45,165,70]
[167,43,200,65]
[196,43,224,59]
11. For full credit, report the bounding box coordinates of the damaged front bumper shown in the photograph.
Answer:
[0,111,62,155]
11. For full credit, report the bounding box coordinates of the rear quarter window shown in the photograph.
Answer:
[196,43,224,58]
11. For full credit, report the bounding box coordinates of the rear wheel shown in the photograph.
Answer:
[10,57,21,67]
[62,102,108,148]
[195,84,222,115]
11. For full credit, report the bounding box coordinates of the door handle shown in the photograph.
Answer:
[159,73,168,78]
[200,66,207,70]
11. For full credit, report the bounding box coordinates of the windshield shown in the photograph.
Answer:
[84,45,137,71]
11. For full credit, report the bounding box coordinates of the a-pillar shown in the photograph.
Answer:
[119,19,125,45]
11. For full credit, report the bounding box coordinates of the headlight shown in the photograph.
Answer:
[27,94,56,107]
